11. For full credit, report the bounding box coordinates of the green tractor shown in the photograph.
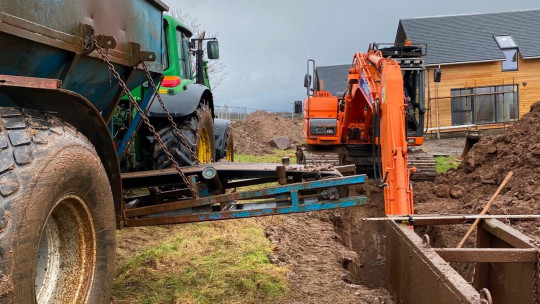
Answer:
[112,14,233,171]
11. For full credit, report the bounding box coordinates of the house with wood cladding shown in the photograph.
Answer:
[316,9,540,135]
[396,9,540,134]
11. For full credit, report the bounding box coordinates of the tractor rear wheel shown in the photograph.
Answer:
[0,108,115,303]
[154,103,215,168]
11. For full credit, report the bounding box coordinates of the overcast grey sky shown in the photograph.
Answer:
[165,0,539,112]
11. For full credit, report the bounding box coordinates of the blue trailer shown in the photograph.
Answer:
[0,1,366,302]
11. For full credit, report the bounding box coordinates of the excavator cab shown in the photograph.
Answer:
[300,59,342,146]
[378,43,427,145]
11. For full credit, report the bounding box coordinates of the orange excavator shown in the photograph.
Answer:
[295,43,433,215]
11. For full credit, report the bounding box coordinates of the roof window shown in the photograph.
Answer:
[494,35,518,71]
[494,35,518,49]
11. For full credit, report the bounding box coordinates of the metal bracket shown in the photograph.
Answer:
[130,42,157,66]
[81,23,95,54]
[81,23,116,54]
[95,35,116,50]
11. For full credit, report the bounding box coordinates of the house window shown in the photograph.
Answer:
[494,35,519,72]
[451,85,518,126]
[502,49,518,71]
[451,88,473,125]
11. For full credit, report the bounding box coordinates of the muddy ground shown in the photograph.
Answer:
[233,106,540,302]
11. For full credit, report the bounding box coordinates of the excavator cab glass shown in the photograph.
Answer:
[294,100,303,114]
[304,74,311,89]
[402,69,425,138]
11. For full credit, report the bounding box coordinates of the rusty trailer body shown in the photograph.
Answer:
[386,218,540,304]
[0,0,168,226]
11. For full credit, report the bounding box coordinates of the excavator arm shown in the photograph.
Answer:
[347,50,414,215]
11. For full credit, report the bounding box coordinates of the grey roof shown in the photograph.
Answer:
[316,64,350,96]
[396,9,540,66]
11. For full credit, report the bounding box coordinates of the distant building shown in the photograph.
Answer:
[317,9,540,134]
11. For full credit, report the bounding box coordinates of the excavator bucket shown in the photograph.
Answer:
[461,129,481,158]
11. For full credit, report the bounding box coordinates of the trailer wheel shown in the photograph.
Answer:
[0,108,115,303]
[154,103,215,168]
[214,119,234,162]
[224,129,234,162]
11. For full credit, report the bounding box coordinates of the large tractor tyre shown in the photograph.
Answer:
[154,103,215,168]
[0,108,116,304]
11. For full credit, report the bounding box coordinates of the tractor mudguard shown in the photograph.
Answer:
[147,83,213,117]
[0,84,123,228]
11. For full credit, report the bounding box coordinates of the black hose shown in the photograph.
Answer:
[371,100,387,187]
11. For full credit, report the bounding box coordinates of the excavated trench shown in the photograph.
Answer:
[330,183,388,289]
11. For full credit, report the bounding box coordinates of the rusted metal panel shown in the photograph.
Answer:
[362,214,540,226]
[434,248,537,263]
[387,219,539,303]
[386,221,480,304]
[473,219,539,304]
[124,174,366,227]
[479,218,532,248]
[125,196,367,227]
[121,162,343,189]
[0,75,62,89]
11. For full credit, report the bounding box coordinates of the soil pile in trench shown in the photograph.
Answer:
[231,111,304,155]
[414,101,540,248]
[264,183,393,304]
[265,209,392,304]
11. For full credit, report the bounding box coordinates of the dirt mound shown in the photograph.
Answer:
[231,111,305,155]
[415,101,540,242]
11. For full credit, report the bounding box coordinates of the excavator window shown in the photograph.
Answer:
[403,70,423,135]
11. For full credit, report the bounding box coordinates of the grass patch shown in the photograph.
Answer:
[235,149,296,163]
[435,155,460,174]
[114,150,297,303]
[114,220,288,304]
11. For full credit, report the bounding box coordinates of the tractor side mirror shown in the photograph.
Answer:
[304,74,312,89]
[207,40,219,59]
[434,68,442,83]
[294,100,303,114]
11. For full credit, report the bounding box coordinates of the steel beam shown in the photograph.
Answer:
[434,248,537,263]
[124,174,366,227]
[121,162,343,189]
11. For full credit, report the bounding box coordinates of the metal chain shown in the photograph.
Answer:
[93,39,198,198]
[533,240,540,304]
[141,62,200,164]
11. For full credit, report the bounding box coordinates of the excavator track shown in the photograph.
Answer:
[297,145,437,181]
[407,150,437,181]
[296,146,342,166]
